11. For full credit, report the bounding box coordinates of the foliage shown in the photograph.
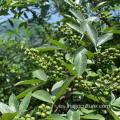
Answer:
[0,0,120,120]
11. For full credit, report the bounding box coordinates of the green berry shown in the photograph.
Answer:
[75,83,79,87]
[38,105,43,110]
[46,106,51,111]
[46,111,51,116]
[26,118,31,120]
[75,80,78,83]
[41,104,45,108]
[113,78,116,81]
[97,69,102,72]
[26,114,31,118]
[19,117,25,120]
[117,86,120,90]
[35,112,41,116]
[104,91,109,96]
[31,117,35,120]
[117,80,120,83]
[41,113,46,118]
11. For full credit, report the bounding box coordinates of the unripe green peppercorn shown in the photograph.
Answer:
[31,117,35,120]
[35,112,41,116]
[75,83,79,87]
[19,117,25,120]
[41,113,46,118]
[41,104,45,108]
[46,106,51,111]
[26,118,31,120]
[26,114,31,118]
[38,105,43,110]
[104,91,109,96]
[46,111,51,116]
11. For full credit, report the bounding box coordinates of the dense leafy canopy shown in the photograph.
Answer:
[0,0,120,120]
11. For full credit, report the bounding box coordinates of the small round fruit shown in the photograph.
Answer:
[117,86,120,90]
[113,78,116,81]
[38,105,43,110]
[31,117,35,120]
[46,111,51,116]
[46,106,51,111]
[19,117,25,120]
[75,83,79,87]
[75,80,78,83]
[41,113,46,118]
[117,80,120,83]
[35,112,41,116]
[41,104,45,108]
[104,91,109,96]
[26,118,31,120]
[26,114,31,118]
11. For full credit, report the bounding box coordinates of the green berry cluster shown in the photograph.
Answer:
[98,12,111,21]
[0,88,5,102]
[58,24,81,47]
[74,74,99,94]
[96,68,120,95]
[25,48,68,80]
[58,24,73,35]
[35,104,51,118]
[74,68,120,97]
[74,3,86,15]
[93,47,120,72]
[19,114,35,120]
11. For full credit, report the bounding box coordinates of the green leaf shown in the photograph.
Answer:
[80,114,105,120]
[74,48,87,76]
[112,97,120,107]
[32,90,53,103]
[102,27,117,33]
[109,93,116,104]
[5,0,11,4]
[60,61,77,76]
[85,94,99,102]
[1,113,17,120]
[51,81,64,98]
[64,15,78,24]
[85,22,97,47]
[8,19,14,27]
[0,102,13,113]
[92,2,107,12]
[47,114,68,120]
[97,33,113,46]
[9,94,19,112]
[67,110,80,120]
[64,0,74,7]
[70,9,85,22]
[45,118,55,120]
[67,23,84,34]
[53,77,74,104]
[81,108,95,114]
[17,86,38,99]
[19,92,32,116]
[111,6,120,10]
[87,17,97,22]
[86,51,94,59]
[50,40,66,49]
[15,79,44,86]
[107,109,120,120]
[32,69,47,81]
[103,28,120,34]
